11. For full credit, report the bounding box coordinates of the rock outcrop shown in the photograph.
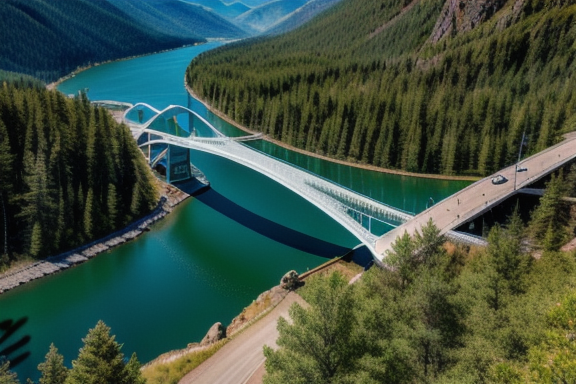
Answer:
[430,0,511,42]
[200,322,227,346]
[280,270,301,291]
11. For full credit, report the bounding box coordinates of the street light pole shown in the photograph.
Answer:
[514,127,527,191]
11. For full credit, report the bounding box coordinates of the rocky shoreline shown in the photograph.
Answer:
[0,184,189,294]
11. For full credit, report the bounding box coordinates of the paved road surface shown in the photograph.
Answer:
[179,292,306,384]
[375,135,576,259]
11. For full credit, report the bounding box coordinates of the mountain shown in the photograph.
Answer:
[107,0,247,39]
[265,0,344,36]
[187,0,576,176]
[184,0,251,19]
[236,0,274,7]
[0,0,203,82]
[235,0,308,33]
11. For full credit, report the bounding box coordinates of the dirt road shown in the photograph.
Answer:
[179,291,305,384]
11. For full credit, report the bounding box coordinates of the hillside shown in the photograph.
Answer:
[108,0,247,39]
[0,0,204,82]
[235,0,308,33]
[265,0,344,36]
[187,0,576,176]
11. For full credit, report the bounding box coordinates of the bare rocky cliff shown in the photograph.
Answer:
[430,0,514,42]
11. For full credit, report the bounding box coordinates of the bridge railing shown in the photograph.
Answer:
[242,143,415,216]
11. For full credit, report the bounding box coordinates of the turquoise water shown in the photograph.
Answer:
[1,44,470,380]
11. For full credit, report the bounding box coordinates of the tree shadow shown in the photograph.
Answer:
[191,187,351,258]
[0,318,30,368]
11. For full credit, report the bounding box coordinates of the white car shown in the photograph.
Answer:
[491,175,508,185]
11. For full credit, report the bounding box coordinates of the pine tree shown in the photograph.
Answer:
[124,353,145,384]
[83,188,94,239]
[263,272,363,384]
[0,359,19,384]
[38,343,68,384]
[65,321,133,384]
[385,230,416,289]
[528,172,570,249]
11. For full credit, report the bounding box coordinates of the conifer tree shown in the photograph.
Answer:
[38,343,68,384]
[263,273,363,384]
[65,321,140,384]
[0,359,18,384]
[124,353,145,384]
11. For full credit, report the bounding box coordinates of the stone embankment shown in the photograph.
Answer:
[0,184,189,294]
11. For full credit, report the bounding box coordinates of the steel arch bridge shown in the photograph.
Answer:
[123,103,484,259]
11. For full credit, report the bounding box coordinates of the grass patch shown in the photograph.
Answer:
[141,339,228,384]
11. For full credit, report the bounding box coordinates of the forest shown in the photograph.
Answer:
[264,168,576,384]
[187,0,576,176]
[0,0,204,82]
[0,82,159,269]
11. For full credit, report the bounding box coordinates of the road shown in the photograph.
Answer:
[179,292,306,384]
[375,135,576,260]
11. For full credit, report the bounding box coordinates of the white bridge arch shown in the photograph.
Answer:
[123,103,485,259]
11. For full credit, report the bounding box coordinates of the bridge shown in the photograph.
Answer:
[375,134,576,264]
[119,102,570,261]
[122,103,425,256]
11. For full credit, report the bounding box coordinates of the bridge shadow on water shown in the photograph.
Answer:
[191,188,351,258]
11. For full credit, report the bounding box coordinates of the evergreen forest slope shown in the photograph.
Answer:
[265,0,344,36]
[0,83,159,267]
[0,0,205,82]
[187,0,576,176]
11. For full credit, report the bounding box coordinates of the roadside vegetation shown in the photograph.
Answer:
[141,340,227,384]
[0,82,159,271]
[187,0,576,176]
[264,168,576,383]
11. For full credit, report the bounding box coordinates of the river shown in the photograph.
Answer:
[0,42,470,380]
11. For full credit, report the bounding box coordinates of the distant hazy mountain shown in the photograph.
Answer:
[183,0,250,19]
[235,0,308,34]
[265,0,343,36]
[235,0,272,7]
[108,0,247,39]
[186,0,341,36]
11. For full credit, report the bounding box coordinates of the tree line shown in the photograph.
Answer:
[187,0,576,176]
[264,168,576,383]
[0,321,145,384]
[0,82,159,268]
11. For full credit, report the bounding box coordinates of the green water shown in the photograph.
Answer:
[1,43,470,380]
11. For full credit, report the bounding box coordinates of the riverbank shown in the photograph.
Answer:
[185,85,479,182]
[46,42,205,92]
[0,183,189,294]
[141,257,364,383]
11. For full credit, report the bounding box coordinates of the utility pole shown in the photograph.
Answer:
[514,128,526,191]
[1,192,7,255]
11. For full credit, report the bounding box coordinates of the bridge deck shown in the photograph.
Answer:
[375,135,576,262]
